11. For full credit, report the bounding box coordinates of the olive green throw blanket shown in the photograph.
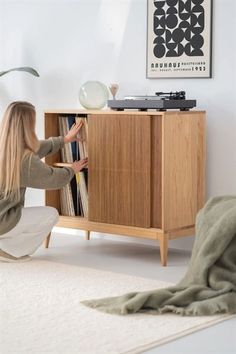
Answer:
[82,196,236,316]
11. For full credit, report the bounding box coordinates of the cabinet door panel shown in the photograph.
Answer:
[162,112,202,230]
[88,114,151,227]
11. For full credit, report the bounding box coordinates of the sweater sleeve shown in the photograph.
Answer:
[36,136,65,159]
[21,153,75,190]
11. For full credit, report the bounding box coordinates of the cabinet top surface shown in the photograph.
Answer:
[44,109,205,116]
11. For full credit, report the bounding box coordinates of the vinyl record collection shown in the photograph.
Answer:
[58,115,88,217]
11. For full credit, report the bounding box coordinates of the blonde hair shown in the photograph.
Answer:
[0,101,39,200]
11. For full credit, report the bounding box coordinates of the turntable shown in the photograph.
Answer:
[107,91,196,111]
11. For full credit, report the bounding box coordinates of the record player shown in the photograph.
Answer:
[107,91,196,111]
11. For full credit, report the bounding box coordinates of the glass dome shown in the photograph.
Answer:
[79,81,109,109]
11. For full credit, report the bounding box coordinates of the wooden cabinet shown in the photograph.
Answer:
[44,110,206,266]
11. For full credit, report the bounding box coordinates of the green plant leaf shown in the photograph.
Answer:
[0,67,40,77]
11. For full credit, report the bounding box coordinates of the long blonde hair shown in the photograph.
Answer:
[0,101,39,200]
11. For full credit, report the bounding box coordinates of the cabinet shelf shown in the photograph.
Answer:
[53,162,72,167]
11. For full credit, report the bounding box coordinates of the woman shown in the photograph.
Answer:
[0,101,88,262]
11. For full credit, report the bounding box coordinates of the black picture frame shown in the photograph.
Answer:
[146,0,213,78]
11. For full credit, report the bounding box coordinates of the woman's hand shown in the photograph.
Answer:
[64,121,84,144]
[71,158,88,173]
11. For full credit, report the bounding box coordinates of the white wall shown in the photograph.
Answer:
[0,0,235,250]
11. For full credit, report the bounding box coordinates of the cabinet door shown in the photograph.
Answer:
[162,112,205,230]
[88,114,151,227]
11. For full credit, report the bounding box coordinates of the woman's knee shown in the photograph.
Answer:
[44,206,59,225]
[21,206,59,230]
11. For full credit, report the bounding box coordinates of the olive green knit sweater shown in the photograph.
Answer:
[0,136,74,236]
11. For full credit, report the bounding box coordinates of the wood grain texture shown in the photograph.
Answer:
[197,112,206,210]
[151,115,162,228]
[159,233,169,266]
[56,216,162,239]
[88,114,151,227]
[44,109,205,116]
[45,113,61,212]
[162,112,201,230]
[55,216,194,242]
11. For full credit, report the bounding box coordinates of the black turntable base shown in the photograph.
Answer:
[107,91,196,111]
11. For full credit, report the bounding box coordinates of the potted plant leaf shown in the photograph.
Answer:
[0,67,39,77]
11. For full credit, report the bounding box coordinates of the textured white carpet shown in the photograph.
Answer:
[0,260,232,354]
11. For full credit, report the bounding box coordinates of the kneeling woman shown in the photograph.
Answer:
[0,101,88,262]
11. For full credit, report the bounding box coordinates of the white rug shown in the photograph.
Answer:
[0,260,233,354]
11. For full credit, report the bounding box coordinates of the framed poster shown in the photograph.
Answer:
[147,0,213,78]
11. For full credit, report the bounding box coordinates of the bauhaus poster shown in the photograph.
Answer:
[147,0,212,78]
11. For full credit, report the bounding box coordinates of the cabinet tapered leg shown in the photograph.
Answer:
[45,233,51,248]
[159,233,169,266]
[85,231,90,240]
